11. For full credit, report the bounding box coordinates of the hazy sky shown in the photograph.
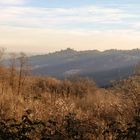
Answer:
[0,0,140,53]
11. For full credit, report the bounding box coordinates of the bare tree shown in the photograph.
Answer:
[17,53,30,94]
[9,53,17,93]
[0,48,5,64]
[0,48,7,94]
[0,48,6,72]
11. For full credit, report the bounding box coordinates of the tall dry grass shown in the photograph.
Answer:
[0,63,140,139]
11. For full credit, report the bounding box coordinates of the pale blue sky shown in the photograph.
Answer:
[0,0,140,53]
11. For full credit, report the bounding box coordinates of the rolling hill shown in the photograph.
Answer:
[28,48,140,86]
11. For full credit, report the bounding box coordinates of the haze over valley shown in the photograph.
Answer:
[27,48,139,86]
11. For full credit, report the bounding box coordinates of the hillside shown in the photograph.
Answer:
[0,61,140,139]
[1,49,140,139]
[29,48,140,86]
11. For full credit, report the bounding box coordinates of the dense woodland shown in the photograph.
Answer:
[0,49,140,140]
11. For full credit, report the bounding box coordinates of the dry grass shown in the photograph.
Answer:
[0,66,140,139]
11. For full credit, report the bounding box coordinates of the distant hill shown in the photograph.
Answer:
[29,48,140,86]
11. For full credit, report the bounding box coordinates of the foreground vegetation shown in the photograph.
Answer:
[0,52,140,139]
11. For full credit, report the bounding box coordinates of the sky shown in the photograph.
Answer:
[0,0,140,53]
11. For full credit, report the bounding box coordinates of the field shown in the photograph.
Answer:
[0,56,140,140]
